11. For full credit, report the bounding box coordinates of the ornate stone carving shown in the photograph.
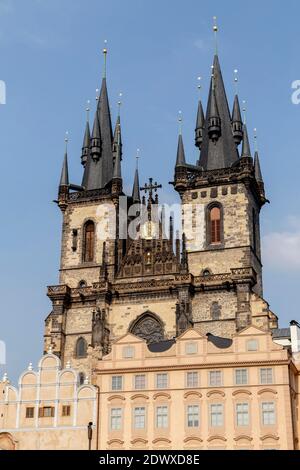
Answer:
[92,308,110,354]
[131,313,164,344]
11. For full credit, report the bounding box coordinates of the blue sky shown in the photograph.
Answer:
[1,0,300,383]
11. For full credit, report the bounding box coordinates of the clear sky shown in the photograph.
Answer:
[1,0,300,383]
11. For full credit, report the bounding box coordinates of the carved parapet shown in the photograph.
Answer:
[231,267,257,286]
[47,285,70,317]
[47,284,70,300]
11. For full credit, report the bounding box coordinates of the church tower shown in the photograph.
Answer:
[174,53,278,336]
[44,43,278,380]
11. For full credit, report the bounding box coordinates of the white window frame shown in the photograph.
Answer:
[187,405,200,428]
[260,368,273,385]
[111,375,123,391]
[186,342,198,355]
[209,370,222,387]
[123,346,134,359]
[236,402,249,427]
[247,339,258,352]
[156,373,168,389]
[262,402,276,426]
[111,407,122,431]
[210,403,224,427]
[235,369,248,386]
[156,405,168,429]
[186,371,199,388]
[134,374,146,390]
[134,407,146,429]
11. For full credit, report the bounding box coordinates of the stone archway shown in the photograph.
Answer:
[0,433,16,450]
[130,312,164,344]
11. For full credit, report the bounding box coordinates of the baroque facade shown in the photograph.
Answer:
[1,43,299,450]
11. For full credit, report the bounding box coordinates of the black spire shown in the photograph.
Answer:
[132,167,140,203]
[97,77,114,187]
[195,100,205,149]
[113,115,122,164]
[232,95,243,146]
[254,151,263,183]
[241,124,251,158]
[59,150,69,188]
[176,134,186,167]
[82,109,102,190]
[199,55,239,170]
[113,128,122,180]
[81,119,91,167]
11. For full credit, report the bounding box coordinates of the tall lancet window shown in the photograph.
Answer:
[83,221,95,262]
[209,206,222,245]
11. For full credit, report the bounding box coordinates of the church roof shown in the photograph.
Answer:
[199,55,239,170]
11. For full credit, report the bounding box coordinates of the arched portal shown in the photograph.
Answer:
[130,312,165,344]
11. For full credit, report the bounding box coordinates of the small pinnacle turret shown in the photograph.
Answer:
[241,124,252,159]
[176,134,186,167]
[232,95,243,146]
[113,115,122,165]
[195,100,205,149]
[132,167,140,203]
[254,150,263,183]
[59,150,69,188]
[81,120,91,167]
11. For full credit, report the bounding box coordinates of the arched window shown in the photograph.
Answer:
[75,337,87,358]
[208,205,222,245]
[83,221,95,262]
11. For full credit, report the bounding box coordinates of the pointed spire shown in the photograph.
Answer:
[97,75,114,187]
[232,95,243,146]
[91,109,101,161]
[176,112,186,167]
[254,151,263,183]
[195,100,205,149]
[199,55,239,170]
[132,150,141,203]
[60,133,69,187]
[113,93,123,164]
[113,127,122,180]
[254,130,263,183]
[207,73,221,143]
[81,102,91,167]
[176,134,186,166]
[241,124,252,158]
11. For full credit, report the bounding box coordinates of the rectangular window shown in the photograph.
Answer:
[111,408,122,431]
[134,407,146,429]
[186,342,198,355]
[235,369,248,385]
[112,376,123,391]
[262,402,276,426]
[260,368,273,385]
[39,407,55,418]
[210,404,223,427]
[209,370,222,387]
[187,372,199,388]
[156,406,168,429]
[156,373,168,389]
[187,405,199,428]
[26,407,34,419]
[236,403,249,426]
[62,405,71,417]
[134,375,146,390]
[123,346,134,359]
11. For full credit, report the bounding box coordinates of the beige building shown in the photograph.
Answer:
[1,324,300,450]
